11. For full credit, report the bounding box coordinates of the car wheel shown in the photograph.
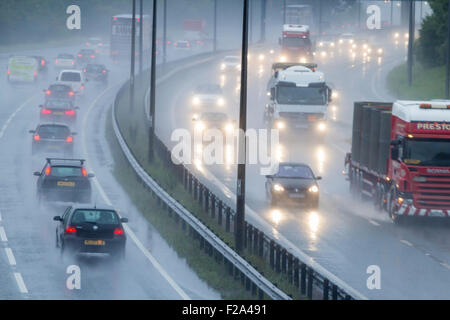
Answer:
[389,189,404,225]
[112,247,125,261]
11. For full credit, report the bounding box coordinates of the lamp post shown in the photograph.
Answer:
[130,0,136,113]
[149,0,157,161]
[407,0,415,87]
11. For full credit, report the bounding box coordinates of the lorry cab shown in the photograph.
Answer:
[265,62,332,135]
[279,24,312,62]
[7,56,39,83]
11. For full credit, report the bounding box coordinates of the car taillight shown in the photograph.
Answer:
[90,55,95,58]
[99,42,103,46]
[102,69,106,73]
[71,61,74,65]
[45,167,51,176]
[77,54,83,57]
[65,226,76,234]
[7,70,10,75]
[41,60,45,66]
[45,90,51,95]
[65,109,75,116]
[69,91,74,96]
[81,168,87,177]
[114,228,124,235]
[34,135,40,141]
[55,59,59,64]
[66,136,73,143]
[86,42,89,46]
[83,69,86,72]
[33,72,37,77]
[41,108,52,114]
[81,84,85,90]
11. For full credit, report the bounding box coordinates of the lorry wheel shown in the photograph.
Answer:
[389,189,404,225]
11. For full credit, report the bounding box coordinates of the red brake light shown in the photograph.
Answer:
[55,59,59,64]
[7,70,10,75]
[69,91,74,96]
[83,69,86,72]
[102,69,106,73]
[81,84,85,90]
[71,61,74,65]
[86,42,89,46]
[66,136,73,143]
[45,167,51,176]
[41,60,45,66]
[34,135,40,141]
[77,54,83,57]
[114,228,124,235]
[33,72,37,77]
[136,17,140,22]
[90,55,95,58]
[65,226,76,234]
[81,168,87,177]
[65,109,75,116]
[113,16,117,20]
[41,108,52,114]
[45,90,51,95]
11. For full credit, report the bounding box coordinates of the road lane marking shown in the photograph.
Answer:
[81,82,191,301]
[368,219,380,226]
[0,94,38,139]
[14,273,28,294]
[440,262,450,270]
[0,211,2,222]
[0,226,7,242]
[400,239,413,247]
[5,248,16,266]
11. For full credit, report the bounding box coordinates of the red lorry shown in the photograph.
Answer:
[279,24,312,63]
[345,100,450,224]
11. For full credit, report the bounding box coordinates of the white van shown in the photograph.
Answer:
[7,56,39,83]
[56,70,86,96]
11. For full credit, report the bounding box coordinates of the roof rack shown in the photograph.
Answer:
[46,158,85,165]
[272,62,317,72]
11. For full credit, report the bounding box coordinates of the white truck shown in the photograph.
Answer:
[264,62,332,135]
[56,70,86,97]
[7,56,39,83]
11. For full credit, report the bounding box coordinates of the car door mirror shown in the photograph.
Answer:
[29,130,35,134]
[75,106,80,110]
[71,132,77,135]
[391,146,399,161]
[327,86,332,103]
[270,88,275,100]
[120,217,128,223]
[34,171,41,176]
[39,105,43,108]
[315,176,322,180]
[265,175,273,179]
[53,216,62,221]
[88,173,95,178]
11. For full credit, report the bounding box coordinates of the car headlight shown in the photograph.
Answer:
[318,42,324,47]
[269,49,274,54]
[192,96,200,105]
[259,54,265,61]
[236,64,241,70]
[394,32,399,38]
[217,98,225,106]
[279,56,287,62]
[317,122,326,131]
[339,39,343,44]
[195,121,205,131]
[308,185,319,193]
[225,123,234,132]
[273,184,284,192]
[377,48,383,54]
[276,121,285,129]
[332,91,338,99]
[300,57,307,63]
[330,42,335,47]
[220,63,226,70]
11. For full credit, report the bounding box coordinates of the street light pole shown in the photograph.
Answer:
[130,0,136,113]
[407,0,415,87]
[236,0,249,254]
[283,0,286,25]
[149,0,157,162]
[260,0,266,43]
[446,0,450,98]
[213,0,217,52]
[390,0,393,27]
[163,0,167,64]
[139,0,143,73]
[318,0,322,36]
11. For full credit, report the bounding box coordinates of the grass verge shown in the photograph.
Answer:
[386,62,446,100]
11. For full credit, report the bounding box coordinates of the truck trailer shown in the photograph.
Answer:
[345,100,450,224]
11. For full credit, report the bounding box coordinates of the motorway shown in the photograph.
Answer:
[0,43,220,299]
[154,33,450,299]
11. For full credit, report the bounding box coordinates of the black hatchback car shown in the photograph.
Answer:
[29,123,75,156]
[44,84,75,102]
[265,162,321,208]
[34,158,94,204]
[54,205,127,259]
[83,64,108,83]
[39,99,78,124]
[76,49,97,65]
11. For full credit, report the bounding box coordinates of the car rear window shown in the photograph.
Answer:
[80,49,95,55]
[50,85,70,92]
[225,57,240,63]
[71,210,119,225]
[86,64,103,72]
[277,165,314,179]
[37,125,70,138]
[46,99,72,109]
[196,84,222,94]
[50,166,82,177]
[58,54,74,59]
[60,72,81,82]
[202,113,227,122]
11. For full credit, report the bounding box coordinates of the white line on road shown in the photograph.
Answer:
[400,239,414,247]
[81,82,191,300]
[368,219,380,227]
[5,248,16,266]
[14,273,28,294]
[0,211,2,222]
[0,94,38,139]
[0,226,7,242]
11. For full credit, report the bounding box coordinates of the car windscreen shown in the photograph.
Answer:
[71,209,119,225]
[282,38,311,47]
[46,100,72,109]
[202,113,227,122]
[80,49,95,55]
[277,165,314,179]
[86,64,103,72]
[60,72,81,82]
[277,85,326,105]
[196,84,222,94]
[37,125,70,139]
[224,57,240,63]
[58,54,74,59]
[403,138,450,167]
[49,166,82,177]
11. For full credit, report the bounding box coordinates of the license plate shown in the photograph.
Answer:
[289,193,304,198]
[295,124,308,129]
[84,240,105,246]
[57,181,75,187]
[307,115,317,122]
[53,112,64,115]
[429,210,446,217]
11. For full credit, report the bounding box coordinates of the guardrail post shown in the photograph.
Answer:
[251,281,257,296]
[294,258,299,288]
[200,236,205,250]
[247,225,253,252]
[168,207,172,218]
[275,245,281,273]
[244,222,248,249]
[307,267,313,299]
[183,167,188,190]
[210,194,215,218]
[269,240,275,269]
[300,263,306,295]
[258,232,264,258]
[253,229,258,254]
[332,285,338,300]
[287,253,293,283]
[281,249,287,274]
[204,189,209,213]
[198,183,203,204]
[258,288,264,300]
[218,200,223,226]
[225,207,231,232]
[323,279,329,300]
[188,173,192,194]
[245,276,251,291]
[193,179,198,200]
